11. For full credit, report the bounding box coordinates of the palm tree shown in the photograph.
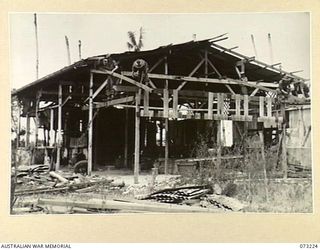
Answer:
[127,27,144,52]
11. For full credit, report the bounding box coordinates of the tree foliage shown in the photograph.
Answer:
[127,27,144,52]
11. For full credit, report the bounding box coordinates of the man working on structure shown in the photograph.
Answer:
[278,75,293,96]
[99,54,120,100]
[132,59,150,85]
[292,79,310,98]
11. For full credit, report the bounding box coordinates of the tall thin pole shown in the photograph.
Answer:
[65,35,71,65]
[268,33,274,65]
[250,34,258,59]
[78,40,82,60]
[56,84,62,170]
[88,72,94,175]
[164,56,169,175]
[34,13,39,80]
[134,89,141,184]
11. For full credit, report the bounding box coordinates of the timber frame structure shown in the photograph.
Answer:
[12,36,310,183]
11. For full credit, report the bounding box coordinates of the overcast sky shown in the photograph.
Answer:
[9,12,310,90]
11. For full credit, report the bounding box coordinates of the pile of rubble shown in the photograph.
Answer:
[12,165,246,214]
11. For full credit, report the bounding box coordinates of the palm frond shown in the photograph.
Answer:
[127,31,137,47]
[127,42,134,51]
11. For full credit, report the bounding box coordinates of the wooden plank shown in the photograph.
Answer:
[173,89,178,119]
[259,96,265,117]
[250,88,259,96]
[37,198,221,213]
[87,73,94,175]
[56,85,62,170]
[143,90,150,116]
[134,90,141,184]
[122,71,278,90]
[225,84,236,95]
[208,92,213,120]
[163,89,169,118]
[113,85,138,92]
[91,69,152,92]
[88,96,135,109]
[206,58,222,78]
[267,97,272,117]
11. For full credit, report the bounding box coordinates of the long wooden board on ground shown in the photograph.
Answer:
[38,198,222,213]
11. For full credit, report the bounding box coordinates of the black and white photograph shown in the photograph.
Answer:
[10,12,312,215]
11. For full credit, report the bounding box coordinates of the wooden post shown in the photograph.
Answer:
[164,56,169,174]
[164,118,169,175]
[173,89,178,119]
[143,90,149,116]
[204,50,208,78]
[134,89,141,184]
[88,73,93,175]
[35,92,40,147]
[26,113,30,147]
[16,100,21,148]
[281,103,288,179]
[235,94,241,116]
[56,84,62,170]
[163,89,169,118]
[216,120,222,175]
[267,97,272,117]
[124,108,129,168]
[259,96,265,117]
[49,108,54,146]
[259,130,269,202]
[208,92,213,120]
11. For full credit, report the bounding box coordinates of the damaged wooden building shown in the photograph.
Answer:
[12,36,311,183]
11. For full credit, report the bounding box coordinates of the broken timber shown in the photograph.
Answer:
[37,198,222,213]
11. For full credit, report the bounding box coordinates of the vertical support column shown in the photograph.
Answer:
[16,99,21,148]
[56,84,63,171]
[164,55,169,175]
[49,108,54,146]
[267,97,272,117]
[281,103,287,179]
[259,96,265,117]
[124,108,129,168]
[163,89,169,118]
[208,92,213,120]
[164,118,169,175]
[143,90,149,116]
[134,89,141,184]
[235,94,241,116]
[26,113,30,147]
[35,93,40,147]
[173,89,178,119]
[216,120,222,175]
[87,73,93,176]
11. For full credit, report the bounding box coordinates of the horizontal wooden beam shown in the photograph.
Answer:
[82,96,135,110]
[91,69,153,92]
[121,71,278,91]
